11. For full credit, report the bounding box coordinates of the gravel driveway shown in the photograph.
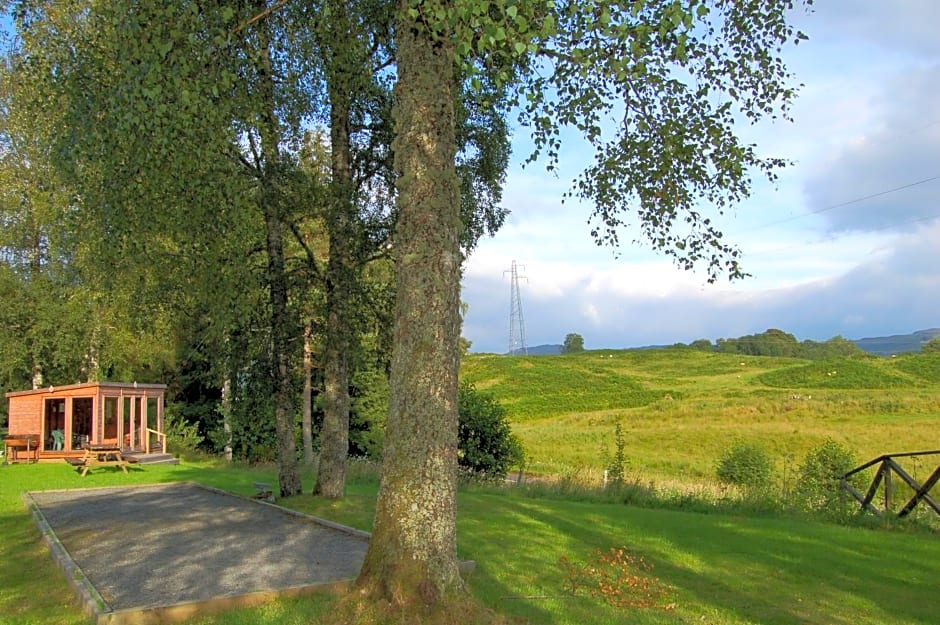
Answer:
[26,482,369,624]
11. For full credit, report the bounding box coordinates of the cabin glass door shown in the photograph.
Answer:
[43,399,66,451]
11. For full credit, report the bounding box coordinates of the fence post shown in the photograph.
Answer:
[883,464,893,513]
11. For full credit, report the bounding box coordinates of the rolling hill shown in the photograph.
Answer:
[460,348,940,481]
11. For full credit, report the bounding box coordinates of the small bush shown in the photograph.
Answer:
[458,382,524,480]
[716,441,774,494]
[163,404,205,454]
[795,439,859,514]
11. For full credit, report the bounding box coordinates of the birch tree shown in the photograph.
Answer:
[357,0,812,614]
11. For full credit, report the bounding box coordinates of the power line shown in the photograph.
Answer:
[816,174,940,212]
[746,212,940,259]
[745,173,940,233]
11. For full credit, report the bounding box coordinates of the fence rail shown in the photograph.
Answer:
[841,450,940,518]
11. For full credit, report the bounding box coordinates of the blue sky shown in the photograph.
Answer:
[461,0,940,353]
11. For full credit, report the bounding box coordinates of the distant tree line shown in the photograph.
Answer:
[677,329,864,359]
[922,338,940,353]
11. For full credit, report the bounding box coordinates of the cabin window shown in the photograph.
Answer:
[123,397,142,448]
[104,397,118,440]
[72,398,93,447]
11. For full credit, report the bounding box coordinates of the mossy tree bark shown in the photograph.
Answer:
[357,6,464,603]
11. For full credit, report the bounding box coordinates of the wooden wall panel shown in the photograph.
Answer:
[8,396,43,435]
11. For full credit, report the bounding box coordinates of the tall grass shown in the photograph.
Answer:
[461,349,940,483]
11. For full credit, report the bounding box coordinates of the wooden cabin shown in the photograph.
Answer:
[5,382,167,461]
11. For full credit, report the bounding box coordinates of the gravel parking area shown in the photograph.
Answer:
[25,482,369,624]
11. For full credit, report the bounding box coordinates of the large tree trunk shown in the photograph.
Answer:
[314,2,356,499]
[255,0,301,497]
[357,9,463,604]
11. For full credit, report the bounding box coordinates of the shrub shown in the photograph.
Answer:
[457,382,524,479]
[605,422,627,486]
[795,439,859,513]
[163,403,205,454]
[716,441,774,494]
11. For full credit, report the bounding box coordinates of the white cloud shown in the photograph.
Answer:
[802,66,940,234]
[461,1,940,353]
[804,0,940,57]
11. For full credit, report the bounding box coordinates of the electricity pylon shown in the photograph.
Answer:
[504,261,527,355]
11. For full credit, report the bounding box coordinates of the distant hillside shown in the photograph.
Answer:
[852,328,940,356]
[508,344,562,356]
[492,329,940,357]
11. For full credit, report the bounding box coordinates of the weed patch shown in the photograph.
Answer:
[560,547,676,610]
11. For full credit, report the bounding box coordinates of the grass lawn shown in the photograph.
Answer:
[2,460,937,625]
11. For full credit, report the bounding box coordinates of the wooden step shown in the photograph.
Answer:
[122,452,179,465]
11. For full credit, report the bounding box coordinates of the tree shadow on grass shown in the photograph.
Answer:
[484,493,939,625]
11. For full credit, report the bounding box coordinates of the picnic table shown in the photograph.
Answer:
[65,444,136,476]
[3,435,40,464]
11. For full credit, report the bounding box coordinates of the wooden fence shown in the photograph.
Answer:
[841,450,940,518]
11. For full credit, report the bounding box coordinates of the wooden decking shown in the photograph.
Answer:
[11,448,178,465]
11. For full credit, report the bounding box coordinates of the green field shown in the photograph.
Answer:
[2,348,939,624]
[2,461,938,625]
[460,349,940,481]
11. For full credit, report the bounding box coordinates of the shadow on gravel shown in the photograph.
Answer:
[26,482,368,624]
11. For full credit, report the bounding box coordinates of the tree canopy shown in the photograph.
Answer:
[715,329,864,359]
[563,332,585,353]
[2,0,815,619]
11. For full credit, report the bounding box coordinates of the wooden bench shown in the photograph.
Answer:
[65,446,136,476]
[64,457,86,472]
[3,435,40,464]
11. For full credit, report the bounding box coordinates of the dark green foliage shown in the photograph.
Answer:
[716,329,864,359]
[716,441,774,493]
[457,382,523,479]
[562,333,585,353]
[162,402,205,454]
[717,328,800,357]
[690,339,714,351]
[800,336,865,359]
[349,366,389,458]
[795,439,859,514]
[166,323,222,450]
